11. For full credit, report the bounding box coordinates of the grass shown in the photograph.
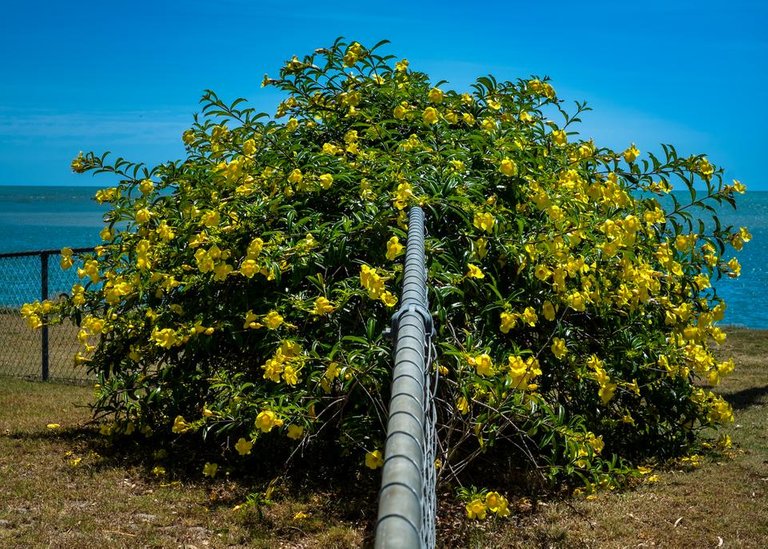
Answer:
[0,328,766,547]
[0,380,371,548]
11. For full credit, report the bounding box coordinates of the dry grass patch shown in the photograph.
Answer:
[1,328,766,548]
[0,378,371,548]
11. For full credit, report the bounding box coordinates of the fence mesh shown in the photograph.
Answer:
[422,311,438,548]
[0,249,94,382]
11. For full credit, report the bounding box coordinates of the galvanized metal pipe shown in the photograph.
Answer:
[375,206,434,549]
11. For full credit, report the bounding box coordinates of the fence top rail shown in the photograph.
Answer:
[0,247,96,259]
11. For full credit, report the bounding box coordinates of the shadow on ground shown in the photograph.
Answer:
[723,384,768,410]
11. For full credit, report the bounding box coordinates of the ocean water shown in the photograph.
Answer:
[0,186,107,253]
[0,186,766,328]
[706,191,768,329]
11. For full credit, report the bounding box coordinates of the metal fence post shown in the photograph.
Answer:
[41,252,49,381]
[375,206,436,549]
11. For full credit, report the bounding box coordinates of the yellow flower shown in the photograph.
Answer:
[521,306,537,327]
[731,179,746,193]
[485,492,509,516]
[717,434,732,449]
[94,187,118,203]
[201,210,220,227]
[534,264,551,282]
[392,181,414,210]
[285,117,299,132]
[182,129,196,145]
[365,449,384,469]
[263,310,284,330]
[243,310,262,330]
[552,130,567,146]
[288,168,303,184]
[623,144,640,163]
[318,173,333,189]
[599,382,617,404]
[386,236,404,260]
[235,437,253,456]
[287,424,304,440]
[312,296,335,316]
[500,311,517,334]
[696,157,714,180]
[343,42,364,66]
[508,356,542,388]
[547,205,564,222]
[428,87,444,103]
[380,291,398,308]
[567,292,586,311]
[171,415,190,434]
[466,498,487,520]
[47,423,61,430]
[422,106,439,125]
[152,328,179,349]
[282,364,299,386]
[135,208,151,224]
[393,103,408,119]
[729,227,752,251]
[739,226,752,242]
[457,396,469,414]
[527,79,556,99]
[551,337,567,359]
[203,462,218,478]
[467,264,485,279]
[726,257,741,278]
[60,248,74,270]
[481,118,496,132]
[542,301,556,321]
[360,264,386,298]
[499,158,517,177]
[472,353,494,376]
[262,356,284,383]
[255,410,284,433]
[462,112,475,125]
[322,142,340,155]
[242,138,257,156]
[71,151,87,172]
[139,179,154,195]
[473,211,496,233]
[240,259,258,278]
[247,237,264,258]
[213,262,233,281]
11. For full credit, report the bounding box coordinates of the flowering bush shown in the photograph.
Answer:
[26,38,747,497]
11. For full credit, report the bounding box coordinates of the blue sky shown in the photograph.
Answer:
[1,0,766,188]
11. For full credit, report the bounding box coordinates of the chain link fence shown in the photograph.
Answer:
[0,248,95,383]
[375,206,437,549]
